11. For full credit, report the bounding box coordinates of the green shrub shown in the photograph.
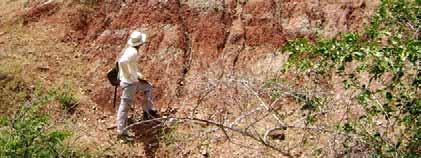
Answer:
[0,89,93,157]
[279,0,420,156]
[0,97,72,157]
[48,87,79,113]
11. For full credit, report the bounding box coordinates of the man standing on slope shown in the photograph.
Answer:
[117,31,158,139]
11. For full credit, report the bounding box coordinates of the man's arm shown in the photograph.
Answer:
[119,61,131,80]
[135,50,146,81]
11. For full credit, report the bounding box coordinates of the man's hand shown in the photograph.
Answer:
[137,72,152,85]
[137,72,145,80]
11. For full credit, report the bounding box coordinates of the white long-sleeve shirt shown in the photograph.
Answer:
[118,47,142,84]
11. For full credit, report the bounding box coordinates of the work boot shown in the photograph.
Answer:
[117,133,134,143]
[143,110,159,120]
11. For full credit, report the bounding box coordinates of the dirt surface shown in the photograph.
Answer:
[1,0,381,157]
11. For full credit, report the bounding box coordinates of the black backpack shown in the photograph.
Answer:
[107,62,120,108]
[107,62,120,86]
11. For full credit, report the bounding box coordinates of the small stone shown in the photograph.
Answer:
[167,118,177,126]
[36,66,49,72]
[0,73,8,81]
[107,125,117,130]
[100,30,112,37]
[268,131,286,141]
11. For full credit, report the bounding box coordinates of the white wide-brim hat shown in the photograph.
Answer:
[127,31,147,47]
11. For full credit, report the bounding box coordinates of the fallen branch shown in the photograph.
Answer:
[125,116,293,157]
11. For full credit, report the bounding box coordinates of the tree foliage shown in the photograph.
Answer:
[281,0,420,157]
[0,88,88,157]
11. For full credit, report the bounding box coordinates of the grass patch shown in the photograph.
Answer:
[0,61,30,115]
[48,84,80,114]
[0,87,91,157]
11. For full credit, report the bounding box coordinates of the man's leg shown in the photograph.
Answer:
[138,80,154,112]
[116,83,136,135]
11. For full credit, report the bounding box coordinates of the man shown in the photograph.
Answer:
[116,31,158,139]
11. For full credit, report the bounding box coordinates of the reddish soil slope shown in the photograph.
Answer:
[23,0,380,113]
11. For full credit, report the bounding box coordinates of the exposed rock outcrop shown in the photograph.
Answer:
[22,0,380,111]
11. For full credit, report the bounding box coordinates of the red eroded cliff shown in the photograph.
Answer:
[23,0,380,112]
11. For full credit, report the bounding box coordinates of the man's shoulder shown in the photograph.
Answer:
[119,47,138,61]
[122,47,138,58]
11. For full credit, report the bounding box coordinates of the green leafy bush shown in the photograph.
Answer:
[279,0,420,157]
[0,84,94,157]
[0,96,72,157]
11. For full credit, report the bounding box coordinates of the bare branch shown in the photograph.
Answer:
[125,117,293,157]
[229,106,263,128]
[238,80,285,126]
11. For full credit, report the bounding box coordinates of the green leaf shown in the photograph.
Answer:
[386,92,393,101]
[357,90,371,105]
[305,114,317,125]
[47,131,71,144]
[0,116,7,126]
[343,80,351,89]
[343,123,354,133]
